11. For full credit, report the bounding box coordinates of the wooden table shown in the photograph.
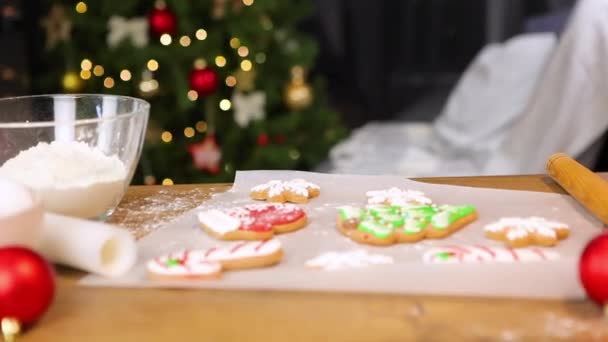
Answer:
[21,175,608,341]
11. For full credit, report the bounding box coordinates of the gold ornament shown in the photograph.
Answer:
[62,71,83,92]
[234,68,256,92]
[284,66,312,111]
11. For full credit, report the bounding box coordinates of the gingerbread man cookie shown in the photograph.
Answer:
[147,238,283,281]
[198,203,307,240]
[483,217,570,248]
[337,204,477,246]
[250,179,320,203]
[366,187,432,207]
[423,245,560,264]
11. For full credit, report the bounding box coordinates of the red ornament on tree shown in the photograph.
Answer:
[148,1,177,37]
[580,233,608,308]
[189,67,218,96]
[0,247,55,338]
[256,133,269,146]
[188,134,222,174]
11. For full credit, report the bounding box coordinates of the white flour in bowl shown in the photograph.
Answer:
[0,141,127,218]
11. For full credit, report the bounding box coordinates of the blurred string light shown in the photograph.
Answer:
[161,131,173,143]
[80,70,91,80]
[160,34,172,46]
[229,37,241,49]
[187,90,198,101]
[162,178,174,186]
[289,149,301,160]
[255,52,266,64]
[242,0,254,6]
[93,65,104,76]
[237,46,249,57]
[225,76,236,87]
[120,69,132,81]
[219,99,231,111]
[184,127,195,138]
[103,77,114,88]
[75,1,87,13]
[195,29,207,40]
[80,59,92,70]
[194,58,207,69]
[147,59,159,71]
[195,121,208,132]
[240,59,252,71]
[215,56,226,67]
[179,36,191,47]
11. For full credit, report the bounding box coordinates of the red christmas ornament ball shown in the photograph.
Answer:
[189,67,218,96]
[257,133,269,146]
[148,6,177,37]
[0,247,55,325]
[579,233,608,305]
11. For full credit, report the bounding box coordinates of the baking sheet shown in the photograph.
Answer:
[81,170,602,299]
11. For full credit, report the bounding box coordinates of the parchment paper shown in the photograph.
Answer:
[81,170,603,299]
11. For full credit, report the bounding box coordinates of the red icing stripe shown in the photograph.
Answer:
[255,240,268,251]
[204,247,218,258]
[446,245,471,254]
[507,247,519,261]
[230,242,248,254]
[475,245,496,259]
[531,247,547,260]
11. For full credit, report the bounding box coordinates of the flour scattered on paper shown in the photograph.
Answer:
[305,250,394,271]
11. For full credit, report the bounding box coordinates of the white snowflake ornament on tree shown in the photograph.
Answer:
[40,4,72,50]
[107,16,149,48]
[232,91,266,128]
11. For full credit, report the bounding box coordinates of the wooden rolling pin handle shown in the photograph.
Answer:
[546,153,608,226]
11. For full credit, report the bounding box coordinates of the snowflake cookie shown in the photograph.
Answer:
[147,239,283,281]
[250,179,320,203]
[423,245,560,264]
[366,187,432,206]
[337,204,477,246]
[483,217,570,248]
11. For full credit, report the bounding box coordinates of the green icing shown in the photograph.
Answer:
[348,203,476,238]
[166,259,180,267]
[358,220,393,238]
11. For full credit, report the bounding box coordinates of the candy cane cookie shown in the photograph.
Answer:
[198,203,307,240]
[423,245,560,263]
[337,204,477,246]
[147,239,284,281]
[250,179,320,203]
[484,217,570,247]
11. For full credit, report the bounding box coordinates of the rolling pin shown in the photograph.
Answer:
[546,153,608,225]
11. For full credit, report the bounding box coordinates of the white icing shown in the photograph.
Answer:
[484,217,567,241]
[250,179,319,199]
[423,245,560,264]
[366,187,432,206]
[203,238,282,261]
[197,209,241,235]
[305,250,394,271]
[147,250,222,276]
[430,211,450,228]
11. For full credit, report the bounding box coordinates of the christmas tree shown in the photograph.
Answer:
[34,0,347,185]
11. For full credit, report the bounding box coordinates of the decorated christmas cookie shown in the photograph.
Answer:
[423,245,560,264]
[198,203,307,240]
[366,187,432,207]
[305,250,394,271]
[147,238,283,281]
[484,217,570,247]
[250,179,320,203]
[337,204,477,246]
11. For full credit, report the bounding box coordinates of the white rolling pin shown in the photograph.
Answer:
[39,213,137,277]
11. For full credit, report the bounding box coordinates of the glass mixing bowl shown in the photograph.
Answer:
[0,94,149,219]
